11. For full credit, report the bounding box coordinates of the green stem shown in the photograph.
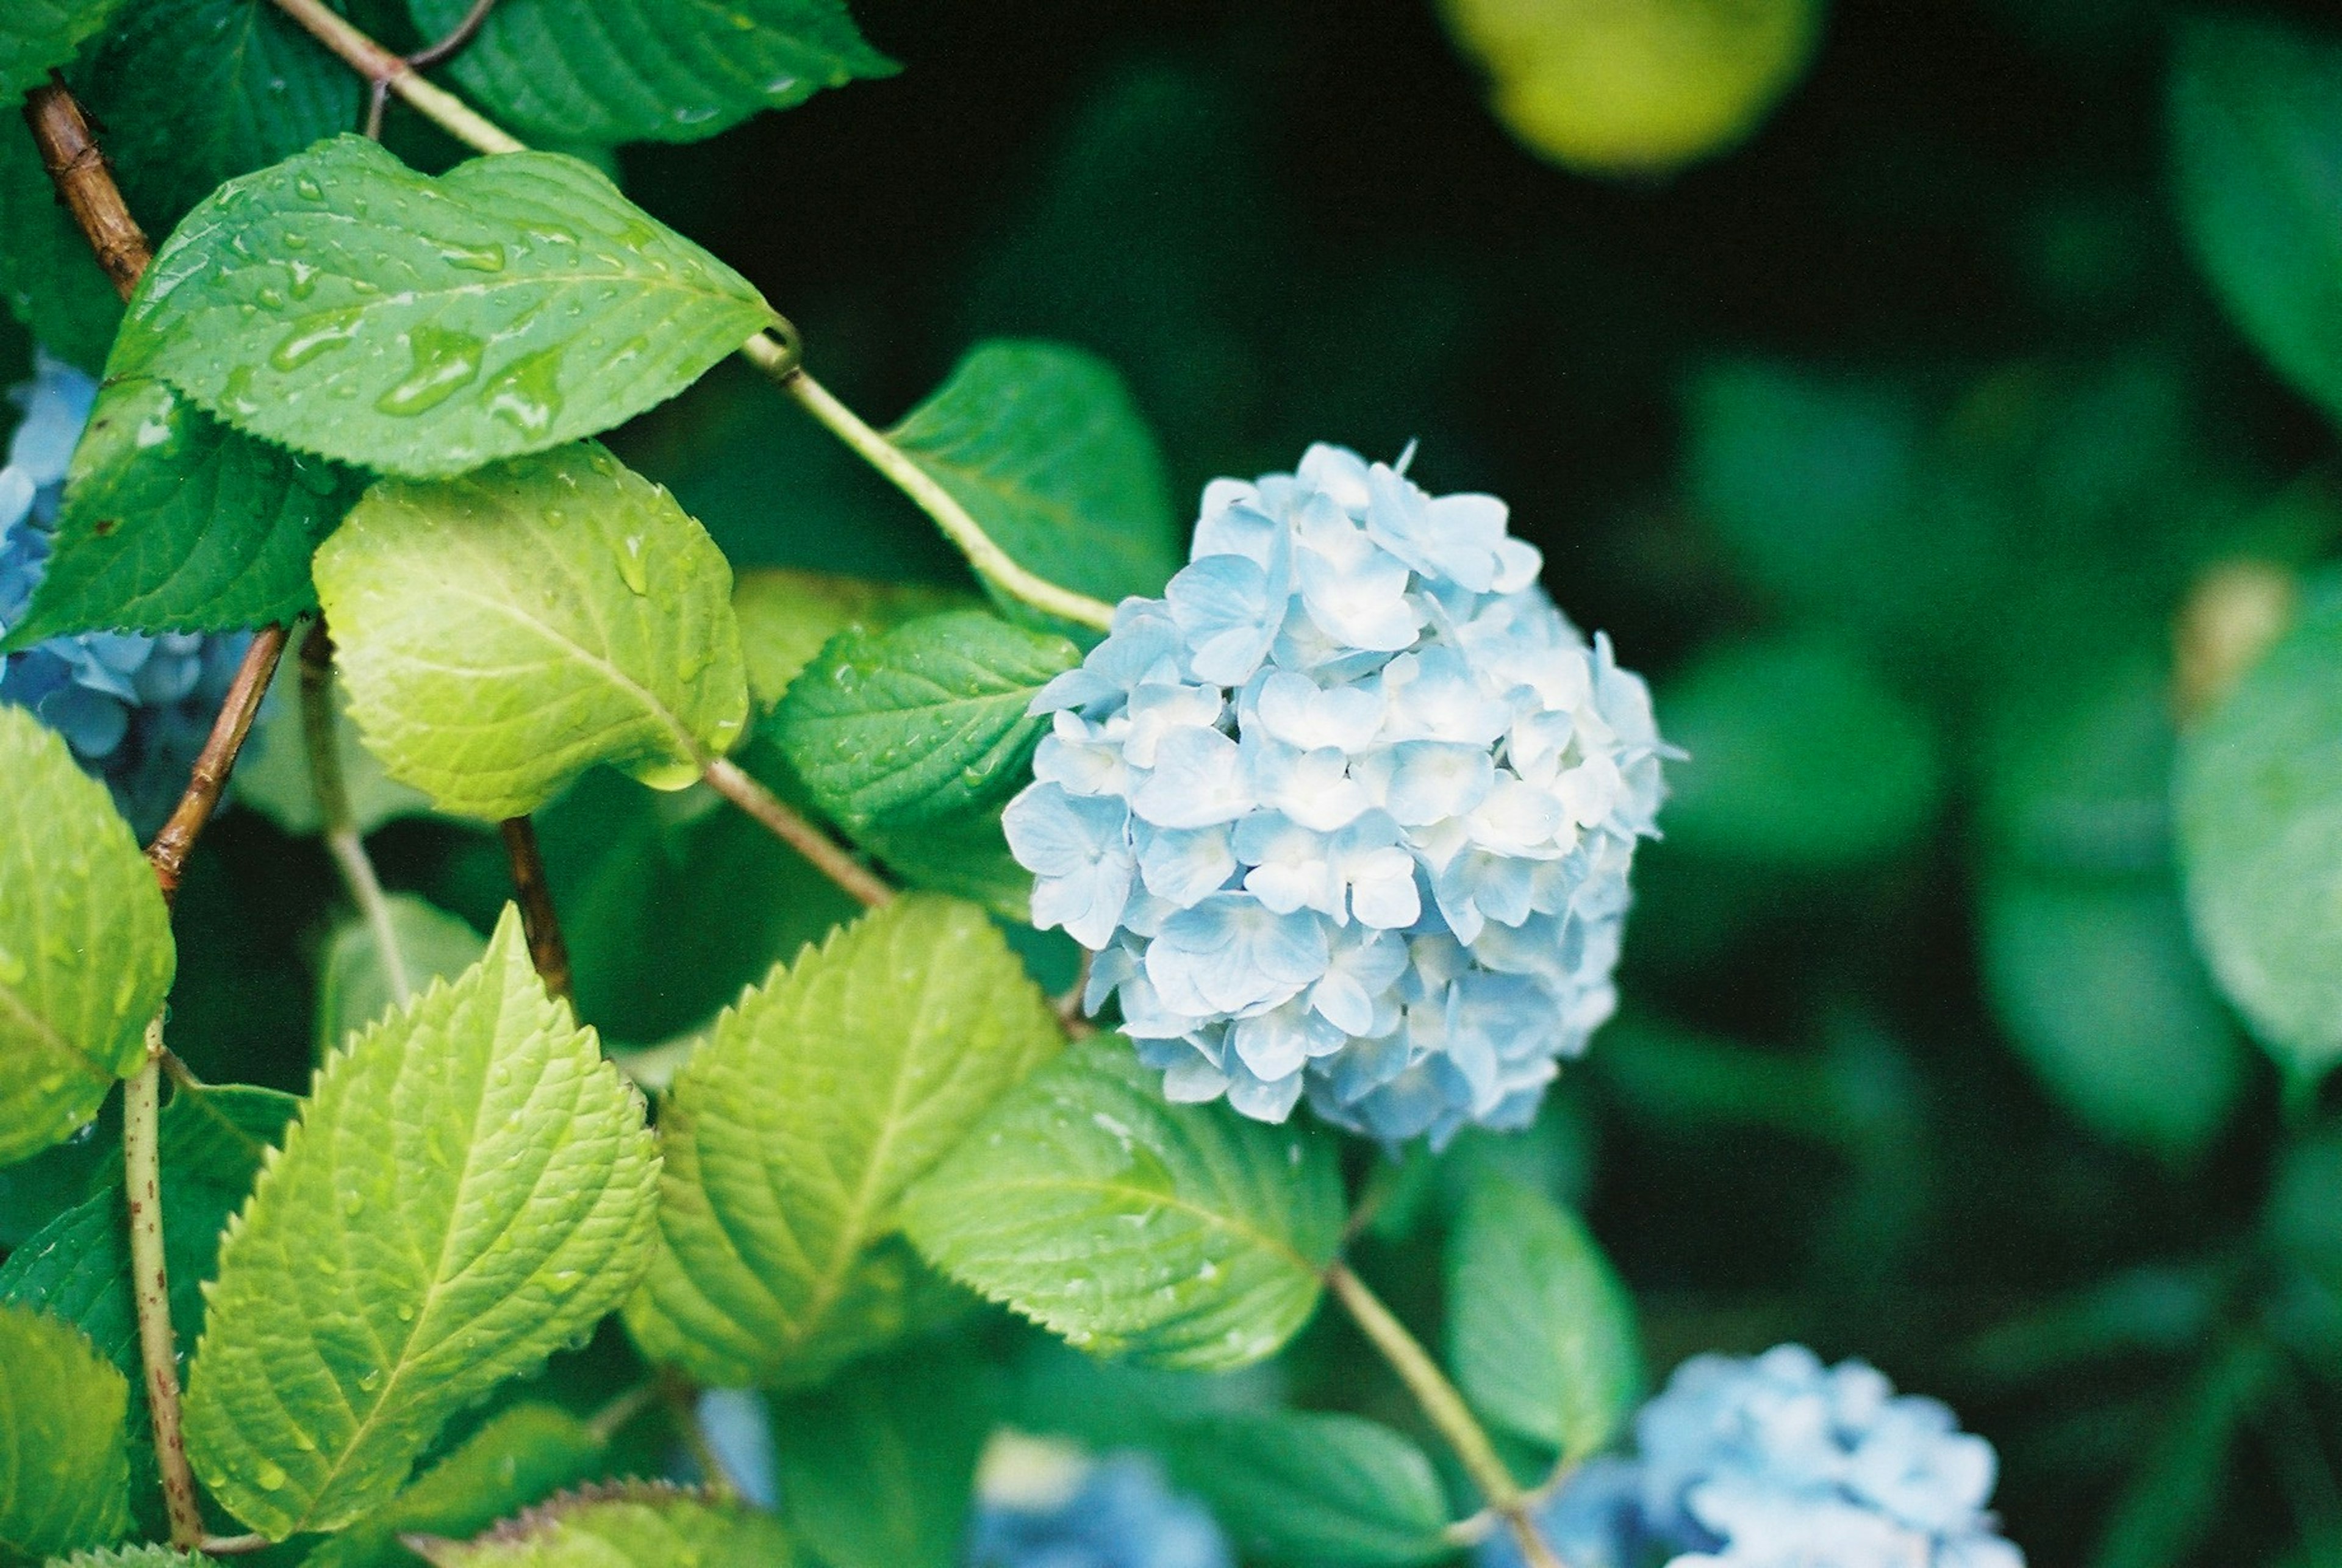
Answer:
[126,1021,207,1548]
[1325,1262,1567,1568]
[302,625,412,1008]
[701,758,895,909]
[264,0,1122,633]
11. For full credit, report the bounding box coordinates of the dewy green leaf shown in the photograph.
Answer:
[0,706,173,1167]
[404,0,897,147]
[111,136,779,479]
[312,442,750,821]
[0,1302,132,1558]
[315,895,489,1057]
[767,1344,994,1568]
[48,1550,204,1567]
[2171,18,2342,431]
[776,610,1078,828]
[231,659,439,839]
[406,1483,795,1567]
[623,895,1057,1388]
[2177,572,2342,1087]
[733,569,972,714]
[305,1403,610,1568]
[1445,1172,1641,1462]
[0,0,120,102]
[3,377,363,645]
[69,0,359,235]
[890,340,1183,610]
[181,907,659,1539]
[1158,1410,1453,1567]
[900,1036,1345,1372]
[0,123,123,374]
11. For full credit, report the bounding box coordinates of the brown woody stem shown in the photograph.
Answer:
[499,815,574,1001]
[22,84,149,299]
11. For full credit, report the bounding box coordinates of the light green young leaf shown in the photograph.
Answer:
[230,660,437,839]
[404,0,896,147]
[312,442,750,821]
[2,377,363,645]
[0,705,173,1165]
[1445,1172,1641,1462]
[0,1302,132,1558]
[1158,1410,1452,1567]
[315,895,488,1056]
[182,907,659,1539]
[0,125,121,374]
[768,1344,994,1568]
[0,0,120,101]
[405,1483,794,1567]
[776,610,1078,828]
[2171,18,2342,430]
[2176,573,2342,1087]
[111,136,778,479]
[733,569,972,713]
[900,1036,1345,1372]
[623,895,1057,1388]
[46,1549,204,1566]
[305,1403,610,1568]
[890,340,1182,610]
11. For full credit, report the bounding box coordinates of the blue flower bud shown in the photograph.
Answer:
[1004,442,1671,1144]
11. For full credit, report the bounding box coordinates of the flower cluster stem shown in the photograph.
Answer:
[1325,1262,1569,1568]
[701,758,894,908]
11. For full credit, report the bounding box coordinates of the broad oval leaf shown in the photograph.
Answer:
[182,906,660,1538]
[1159,1409,1452,1567]
[0,126,122,373]
[775,609,1078,828]
[2176,574,2342,1086]
[49,1550,203,1567]
[890,340,1182,610]
[305,1403,611,1568]
[1445,1172,1641,1462]
[2171,18,2342,430]
[0,1301,132,1558]
[315,895,488,1058]
[405,0,897,147]
[0,0,120,101]
[312,442,750,820]
[112,136,778,479]
[899,1036,1345,1372]
[0,705,173,1165]
[406,1483,795,1567]
[734,569,972,714]
[3,376,363,644]
[623,895,1059,1388]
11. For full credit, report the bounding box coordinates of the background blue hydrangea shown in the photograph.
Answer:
[1004,443,1668,1144]
[0,351,250,838]
[1481,1345,2024,1568]
[967,1453,1232,1568]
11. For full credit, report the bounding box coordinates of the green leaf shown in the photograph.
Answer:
[1158,1410,1452,1567]
[312,442,750,820]
[181,907,659,1539]
[230,659,439,839]
[405,1484,795,1567]
[623,895,1058,1388]
[2175,573,2342,1087]
[0,125,122,374]
[70,0,359,235]
[1445,1172,1641,1462]
[0,0,120,101]
[900,1036,1345,1372]
[854,800,1031,922]
[305,1403,611,1568]
[0,1302,131,1558]
[112,136,778,479]
[890,340,1182,610]
[315,895,488,1056]
[46,1550,203,1566]
[732,568,972,714]
[404,0,895,147]
[1655,633,1941,869]
[2091,1337,2279,1568]
[776,610,1078,828]
[2,377,363,645]
[0,705,173,1165]
[2171,18,2342,430]
[767,1344,994,1568]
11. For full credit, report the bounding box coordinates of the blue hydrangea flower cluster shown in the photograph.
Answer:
[1483,1345,2025,1568]
[967,1453,1232,1568]
[0,351,249,836]
[1003,443,1667,1144]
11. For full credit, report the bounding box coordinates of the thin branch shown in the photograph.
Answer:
[584,1379,663,1445]
[146,625,289,904]
[268,0,522,155]
[499,815,574,1001]
[701,758,894,909]
[301,623,418,1012]
[22,84,149,299]
[408,0,501,68]
[126,1021,206,1548]
[198,1534,272,1557]
[1325,1262,1569,1568]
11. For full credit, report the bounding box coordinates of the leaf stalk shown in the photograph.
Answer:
[701,757,895,908]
